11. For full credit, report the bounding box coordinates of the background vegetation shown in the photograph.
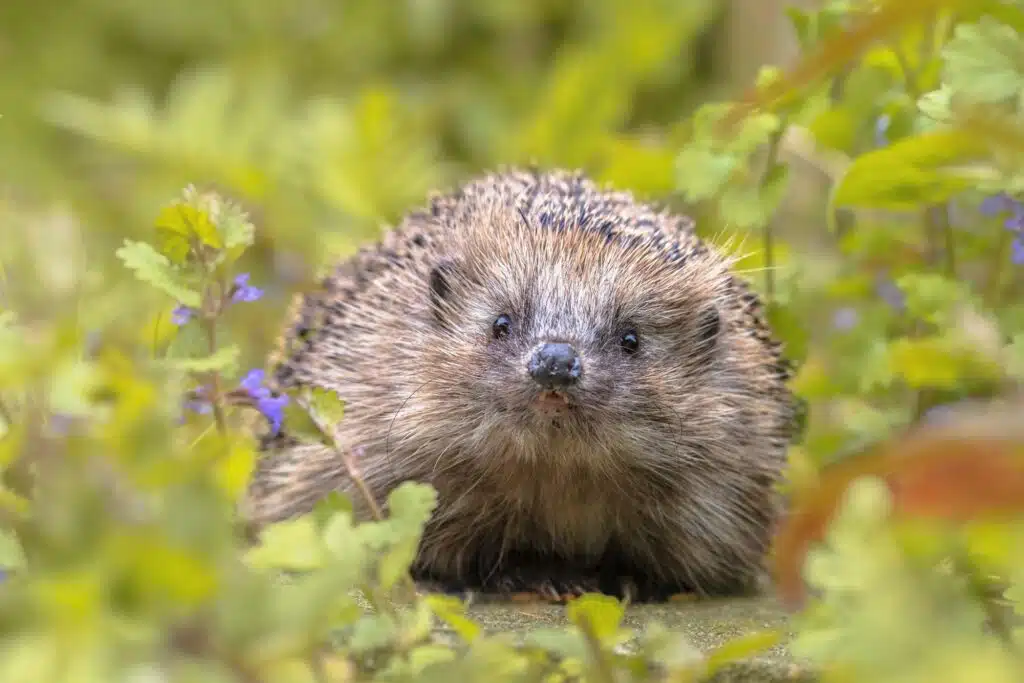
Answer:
[0,0,1023,681]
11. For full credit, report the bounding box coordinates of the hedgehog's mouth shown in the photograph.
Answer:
[533,390,572,412]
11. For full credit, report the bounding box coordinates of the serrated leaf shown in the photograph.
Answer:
[348,614,398,653]
[0,528,25,569]
[917,84,954,125]
[244,517,328,571]
[941,16,1024,105]
[170,345,241,375]
[212,436,257,501]
[377,536,418,592]
[407,644,458,674]
[675,148,738,201]
[566,593,625,643]
[280,397,330,445]
[521,628,588,660]
[116,240,202,307]
[886,336,1001,389]
[156,203,222,250]
[703,629,783,675]
[718,183,777,230]
[385,481,438,533]
[305,386,346,428]
[311,491,353,531]
[831,129,990,210]
[894,273,972,326]
[424,594,482,643]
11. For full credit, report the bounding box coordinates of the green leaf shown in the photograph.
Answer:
[521,628,588,660]
[244,516,328,571]
[785,6,813,49]
[886,336,1002,389]
[348,613,398,653]
[766,301,810,369]
[156,202,222,251]
[280,397,331,445]
[894,273,974,326]
[0,528,25,569]
[423,594,482,643]
[305,386,346,428]
[703,629,784,676]
[385,481,439,533]
[169,344,241,375]
[941,16,1024,106]
[831,129,990,210]
[809,107,859,153]
[675,148,738,201]
[377,536,418,592]
[1007,334,1024,380]
[917,84,954,126]
[311,491,353,531]
[115,239,202,307]
[566,593,625,643]
[407,644,458,675]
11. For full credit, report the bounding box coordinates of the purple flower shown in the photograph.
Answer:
[230,273,264,303]
[172,304,196,326]
[182,386,213,418]
[832,307,859,331]
[256,394,289,435]
[181,370,288,434]
[238,369,288,435]
[184,399,213,415]
[48,413,78,436]
[170,274,262,326]
[874,114,891,147]
[875,277,906,313]
[922,403,957,425]
[980,193,1015,217]
[1012,238,1024,265]
[1005,211,1024,233]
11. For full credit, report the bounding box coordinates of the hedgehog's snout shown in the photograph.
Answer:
[526,342,582,389]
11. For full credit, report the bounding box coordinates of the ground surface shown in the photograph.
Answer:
[434,595,819,682]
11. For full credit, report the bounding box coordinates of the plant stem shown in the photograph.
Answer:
[986,224,1011,307]
[759,120,789,304]
[202,317,228,433]
[341,447,385,523]
[577,614,617,683]
[926,203,957,278]
[0,396,12,433]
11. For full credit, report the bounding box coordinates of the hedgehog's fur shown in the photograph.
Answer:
[244,168,800,602]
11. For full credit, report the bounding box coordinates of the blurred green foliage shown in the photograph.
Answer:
[1,0,1024,680]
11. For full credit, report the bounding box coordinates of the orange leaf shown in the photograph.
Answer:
[722,0,965,129]
[772,399,1024,609]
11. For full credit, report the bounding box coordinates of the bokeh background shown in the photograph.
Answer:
[2,0,1017,480]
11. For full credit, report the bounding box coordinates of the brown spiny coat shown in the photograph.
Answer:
[244,168,800,600]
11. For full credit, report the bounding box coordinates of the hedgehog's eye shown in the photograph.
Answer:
[620,329,640,354]
[492,314,513,339]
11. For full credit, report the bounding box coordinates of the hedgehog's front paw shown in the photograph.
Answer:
[471,563,603,604]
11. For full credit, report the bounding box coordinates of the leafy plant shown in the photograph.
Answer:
[1,0,1023,681]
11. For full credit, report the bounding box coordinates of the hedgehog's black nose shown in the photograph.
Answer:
[527,342,582,388]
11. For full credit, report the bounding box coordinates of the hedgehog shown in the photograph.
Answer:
[243,168,801,602]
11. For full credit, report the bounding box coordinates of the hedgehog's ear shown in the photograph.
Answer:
[428,258,460,327]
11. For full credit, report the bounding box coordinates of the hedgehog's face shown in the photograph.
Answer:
[420,215,767,468]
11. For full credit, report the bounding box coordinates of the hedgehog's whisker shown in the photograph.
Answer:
[385,379,434,477]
